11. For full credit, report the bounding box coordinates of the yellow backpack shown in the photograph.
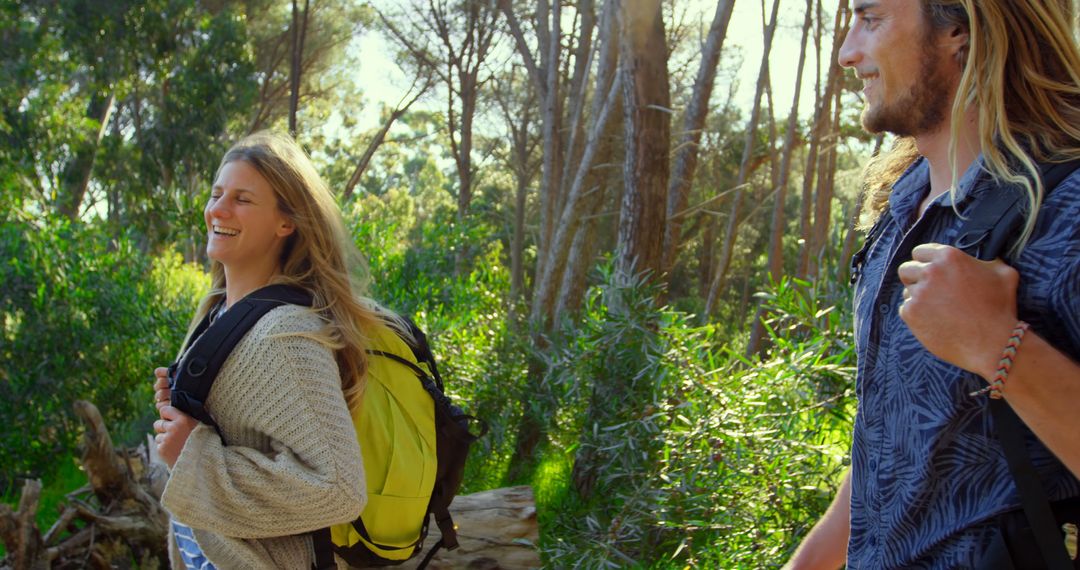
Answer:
[328,320,440,564]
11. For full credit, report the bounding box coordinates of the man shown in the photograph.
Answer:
[785,0,1080,567]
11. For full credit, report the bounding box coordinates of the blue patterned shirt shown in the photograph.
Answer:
[847,156,1080,568]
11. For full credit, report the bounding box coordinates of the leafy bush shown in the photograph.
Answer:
[538,271,856,568]
[0,219,206,491]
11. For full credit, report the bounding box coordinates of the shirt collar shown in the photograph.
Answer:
[887,157,929,227]
[886,154,988,223]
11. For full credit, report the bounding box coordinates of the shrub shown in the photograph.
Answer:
[0,219,206,490]
[539,271,856,568]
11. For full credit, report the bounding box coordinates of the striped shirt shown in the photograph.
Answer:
[173,521,218,570]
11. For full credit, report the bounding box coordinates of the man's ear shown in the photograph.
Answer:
[943,24,970,63]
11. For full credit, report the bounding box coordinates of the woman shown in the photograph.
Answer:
[151,131,379,569]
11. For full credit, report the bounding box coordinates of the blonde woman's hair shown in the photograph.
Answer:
[860,0,1080,250]
[186,131,391,407]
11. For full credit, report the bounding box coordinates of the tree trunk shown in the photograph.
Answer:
[661,0,736,278]
[703,0,781,319]
[58,90,116,221]
[555,104,620,319]
[510,165,530,307]
[555,186,606,319]
[0,480,47,570]
[614,0,670,285]
[557,0,599,204]
[797,0,825,279]
[528,56,620,329]
[400,486,540,570]
[502,0,609,475]
[808,79,843,278]
[342,83,428,202]
[288,0,310,137]
[807,6,849,278]
[747,0,814,355]
[491,69,540,319]
[538,0,564,286]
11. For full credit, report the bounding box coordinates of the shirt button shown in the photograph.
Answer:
[869,459,878,471]
[878,303,890,315]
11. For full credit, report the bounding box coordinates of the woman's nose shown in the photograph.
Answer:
[206,195,230,218]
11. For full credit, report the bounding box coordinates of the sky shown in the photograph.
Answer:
[343,0,840,135]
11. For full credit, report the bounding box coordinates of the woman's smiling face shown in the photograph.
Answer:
[204,160,294,273]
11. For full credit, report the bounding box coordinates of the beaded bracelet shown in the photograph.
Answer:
[970,321,1030,399]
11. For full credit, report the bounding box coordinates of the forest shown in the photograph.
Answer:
[1,0,879,566]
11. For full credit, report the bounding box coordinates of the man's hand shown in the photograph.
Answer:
[154,405,198,468]
[897,243,1020,379]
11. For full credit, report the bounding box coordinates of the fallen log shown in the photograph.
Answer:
[0,479,47,570]
[402,485,541,570]
[1,401,541,569]
[0,401,169,570]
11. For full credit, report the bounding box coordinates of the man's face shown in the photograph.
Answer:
[838,0,960,137]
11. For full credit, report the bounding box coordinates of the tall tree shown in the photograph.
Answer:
[746,0,814,354]
[502,0,622,328]
[798,0,849,278]
[661,0,736,278]
[288,0,311,137]
[379,0,500,223]
[53,0,137,221]
[501,0,619,476]
[243,0,369,135]
[490,67,542,314]
[614,0,671,282]
[703,0,781,318]
[341,79,431,202]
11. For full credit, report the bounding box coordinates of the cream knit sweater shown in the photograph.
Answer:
[161,304,366,569]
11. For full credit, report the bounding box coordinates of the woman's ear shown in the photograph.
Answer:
[277,219,296,238]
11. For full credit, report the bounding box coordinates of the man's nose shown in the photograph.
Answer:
[838,29,859,69]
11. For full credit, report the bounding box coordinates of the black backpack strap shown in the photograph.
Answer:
[169,284,313,427]
[956,159,1080,569]
[433,503,459,550]
[398,315,446,392]
[311,527,336,570]
[956,159,1080,262]
[850,207,893,285]
[416,538,447,570]
[990,400,1074,569]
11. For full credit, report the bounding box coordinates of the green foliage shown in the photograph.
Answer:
[0,455,86,538]
[538,270,855,568]
[0,218,206,490]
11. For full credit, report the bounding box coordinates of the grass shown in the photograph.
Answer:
[1,453,87,557]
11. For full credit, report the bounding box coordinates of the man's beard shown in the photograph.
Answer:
[862,45,953,137]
